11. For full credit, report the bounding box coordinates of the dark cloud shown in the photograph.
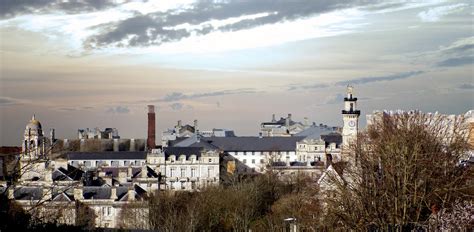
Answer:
[155,88,258,102]
[288,83,329,91]
[289,71,424,91]
[0,96,22,106]
[0,0,117,19]
[106,106,130,114]
[458,83,474,90]
[334,71,424,86]
[436,56,473,67]
[85,0,380,48]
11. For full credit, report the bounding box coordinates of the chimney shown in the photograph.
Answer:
[272,114,276,122]
[113,138,119,152]
[127,187,135,201]
[194,119,199,134]
[141,165,147,178]
[50,128,55,143]
[110,187,117,200]
[74,187,83,200]
[304,117,309,126]
[127,166,133,177]
[118,169,127,183]
[285,114,291,127]
[177,120,182,128]
[130,138,136,151]
[80,139,85,152]
[147,105,156,150]
[64,139,69,150]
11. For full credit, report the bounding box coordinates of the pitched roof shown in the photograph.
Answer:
[189,136,304,151]
[296,125,338,139]
[67,151,147,160]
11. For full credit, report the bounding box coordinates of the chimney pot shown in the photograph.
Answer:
[147,105,156,150]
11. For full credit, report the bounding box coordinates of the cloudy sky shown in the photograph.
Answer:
[0,0,473,145]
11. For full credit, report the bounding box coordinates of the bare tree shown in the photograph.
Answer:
[324,112,472,230]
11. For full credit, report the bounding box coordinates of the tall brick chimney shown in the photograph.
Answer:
[147,105,156,150]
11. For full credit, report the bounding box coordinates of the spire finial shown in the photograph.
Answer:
[347,85,353,95]
[32,114,36,120]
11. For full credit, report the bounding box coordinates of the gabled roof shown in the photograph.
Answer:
[52,192,73,202]
[67,151,147,160]
[188,136,304,151]
[317,164,343,186]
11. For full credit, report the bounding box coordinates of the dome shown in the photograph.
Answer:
[26,115,42,131]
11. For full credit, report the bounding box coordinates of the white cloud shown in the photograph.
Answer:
[418,3,467,22]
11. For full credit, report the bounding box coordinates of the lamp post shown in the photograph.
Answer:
[284,217,297,232]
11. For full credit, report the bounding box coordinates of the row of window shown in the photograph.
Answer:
[168,167,215,178]
[70,160,144,167]
[242,159,264,164]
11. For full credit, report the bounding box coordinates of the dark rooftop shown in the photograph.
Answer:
[67,151,147,160]
[190,136,304,151]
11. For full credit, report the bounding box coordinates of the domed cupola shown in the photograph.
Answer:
[25,114,43,137]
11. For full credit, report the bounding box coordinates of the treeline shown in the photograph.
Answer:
[121,173,322,231]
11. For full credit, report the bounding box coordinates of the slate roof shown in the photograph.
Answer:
[295,125,338,139]
[163,147,205,158]
[189,136,304,151]
[67,151,147,160]
[262,117,298,126]
[321,133,343,146]
[14,187,43,200]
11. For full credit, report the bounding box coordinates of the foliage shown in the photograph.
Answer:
[323,112,473,231]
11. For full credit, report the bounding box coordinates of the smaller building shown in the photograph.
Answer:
[148,147,220,191]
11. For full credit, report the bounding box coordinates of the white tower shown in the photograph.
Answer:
[20,115,47,181]
[22,115,45,157]
[342,86,360,148]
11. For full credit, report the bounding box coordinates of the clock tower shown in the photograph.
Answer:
[342,86,360,148]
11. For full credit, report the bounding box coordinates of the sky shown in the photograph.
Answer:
[0,0,473,146]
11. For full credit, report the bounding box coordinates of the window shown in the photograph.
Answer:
[243,159,247,164]
[260,159,264,164]
[124,161,130,166]
[252,159,255,164]
[208,158,212,163]
[191,168,196,177]
[207,167,213,177]
[181,182,185,190]
[181,168,186,177]
[191,181,196,190]
[170,168,175,177]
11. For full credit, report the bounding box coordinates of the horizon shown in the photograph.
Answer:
[1,0,473,146]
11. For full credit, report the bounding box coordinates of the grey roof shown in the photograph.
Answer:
[321,133,342,146]
[262,117,299,126]
[173,134,199,147]
[295,125,338,139]
[14,187,43,200]
[188,136,304,151]
[67,151,147,160]
[164,147,204,158]
[83,186,127,200]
